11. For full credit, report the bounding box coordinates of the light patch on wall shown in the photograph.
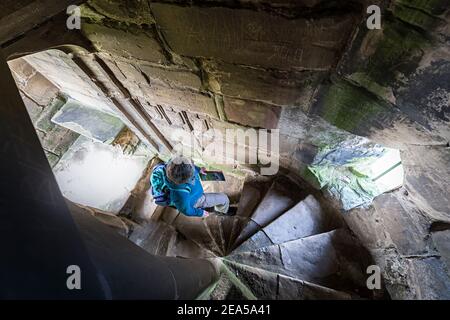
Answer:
[53,136,151,213]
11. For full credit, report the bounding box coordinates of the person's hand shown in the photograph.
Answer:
[202,210,210,218]
[200,167,207,175]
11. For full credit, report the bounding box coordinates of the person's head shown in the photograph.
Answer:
[166,156,195,185]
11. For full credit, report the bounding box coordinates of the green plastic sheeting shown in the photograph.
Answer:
[307,136,404,211]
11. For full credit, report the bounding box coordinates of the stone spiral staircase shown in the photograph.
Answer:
[122,163,384,300]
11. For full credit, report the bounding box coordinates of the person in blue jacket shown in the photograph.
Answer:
[151,156,232,218]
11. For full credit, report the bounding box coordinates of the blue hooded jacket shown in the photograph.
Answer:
[163,166,205,217]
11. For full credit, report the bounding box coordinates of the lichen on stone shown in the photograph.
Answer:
[319,79,388,132]
[85,0,154,26]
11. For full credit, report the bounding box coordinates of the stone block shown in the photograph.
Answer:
[21,94,43,123]
[82,23,167,63]
[25,51,115,115]
[223,97,281,129]
[44,150,60,168]
[311,79,395,135]
[104,58,148,98]
[51,130,80,157]
[209,274,247,300]
[205,62,323,107]
[160,106,187,128]
[141,84,218,118]
[277,106,312,139]
[151,3,358,70]
[224,261,277,300]
[8,58,35,84]
[139,64,202,91]
[86,0,154,25]
[407,257,450,300]
[277,274,351,300]
[343,206,392,250]
[432,229,450,271]
[373,193,433,256]
[35,97,62,133]
[402,146,450,218]
[40,125,78,156]
[21,72,59,107]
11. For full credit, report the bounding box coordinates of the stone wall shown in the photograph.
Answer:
[72,0,450,299]
[27,0,362,186]
[8,58,80,167]
[309,0,450,299]
[3,0,449,299]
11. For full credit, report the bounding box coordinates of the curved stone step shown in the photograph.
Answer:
[159,206,180,225]
[228,229,373,294]
[226,181,266,252]
[233,195,342,254]
[129,220,178,256]
[207,274,250,300]
[231,177,306,250]
[215,215,236,255]
[154,206,237,257]
[168,232,216,259]
[129,219,215,259]
[205,214,227,256]
[250,176,304,227]
[171,213,223,256]
[223,261,353,300]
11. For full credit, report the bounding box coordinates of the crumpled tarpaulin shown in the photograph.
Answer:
[307,136,404,211]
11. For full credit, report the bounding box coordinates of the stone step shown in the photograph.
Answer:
[157,206,228,257]
[208,274,250,300]
[172,213,223,256]
[223,261,353,300]
[128,220,159,246]
[228,229,372,294]
[159,206,180,225]
[129,218,215,259]
[231,177,305,250]
[205,214,227,256]
[227,181,266,253]
[167,232,216,259]
[233,195,342,254]
[66,200,131,237]
[150,205,166,222]
[250,176,303,227]
[129,220,178,256]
